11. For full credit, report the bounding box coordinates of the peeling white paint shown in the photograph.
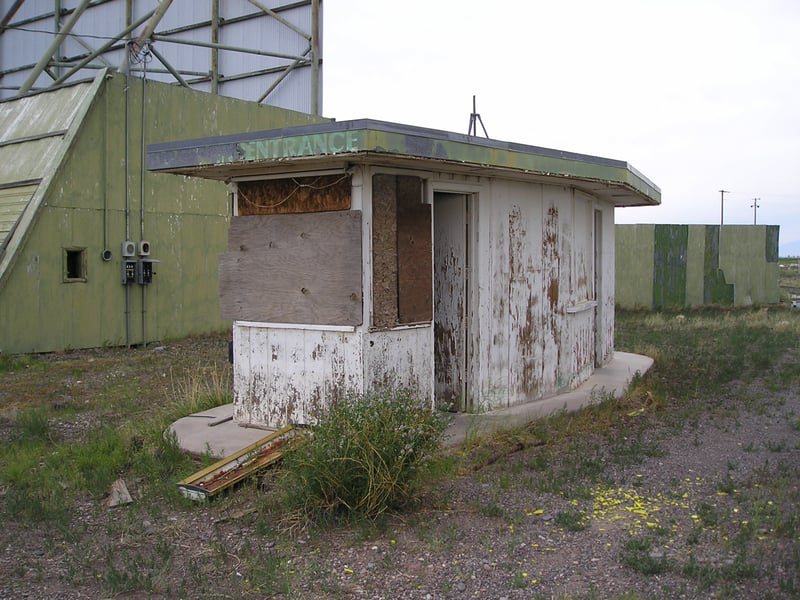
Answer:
[230,173,618,427]
[232,323,363,429]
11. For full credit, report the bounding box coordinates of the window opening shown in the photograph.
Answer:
[64,248,87,282]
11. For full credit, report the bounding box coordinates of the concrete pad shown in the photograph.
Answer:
[168,404,277,459]
[169,351,653,459]
[442,351,653,447]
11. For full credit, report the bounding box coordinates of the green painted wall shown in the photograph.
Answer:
[652,224,688,309]
[0,73,328,353]
[719,225,780,306]
[614,224,654,308]
[615,224,779,310]
[684,226,706,306]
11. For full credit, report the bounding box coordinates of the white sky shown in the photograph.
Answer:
[322,0,800,256]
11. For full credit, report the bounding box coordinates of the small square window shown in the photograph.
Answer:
[63,248,87,282]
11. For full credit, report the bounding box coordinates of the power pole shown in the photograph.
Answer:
[751,198,760,225]
[719,190,729,225]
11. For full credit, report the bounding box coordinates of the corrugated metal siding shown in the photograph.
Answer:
[0,80,95,253]
[0,184,37,245]
[0,82,92,143]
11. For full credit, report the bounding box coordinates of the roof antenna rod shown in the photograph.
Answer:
[467,95,489,138]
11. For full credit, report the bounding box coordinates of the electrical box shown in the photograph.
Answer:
[121,259,137,284]
[121,240,136,257]
[138,240,151,256]
[136,258,159,285]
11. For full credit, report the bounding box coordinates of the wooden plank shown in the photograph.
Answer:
[220,211,362,325]
[226,209,359,253]
[397,175,432,323]
[371,174,399,327]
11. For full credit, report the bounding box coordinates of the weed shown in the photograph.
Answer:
[281,385,450,519]
[98,542,173,596]
[477,501,505,518]
[554,509,587,532]
[615,308,800,399]
[764,439,787,453]
[242,547,291,596]
[682,553,720,590]
[608,434,665,467]
[619,536,669,575]
[512,572,528,588]
[716,474,737,495]
[72,426,129,494]
[686,527,701,546]
[0,353,41,374]
[14,407,50,442]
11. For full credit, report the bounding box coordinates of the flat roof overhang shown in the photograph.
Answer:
[147,119,660,207]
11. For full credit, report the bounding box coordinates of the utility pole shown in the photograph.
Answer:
[719,190,729,225]
[751,198,760,225]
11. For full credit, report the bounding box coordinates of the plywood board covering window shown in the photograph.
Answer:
[219,211,363,325]
[372,174,432,327]
[237,173,351,215]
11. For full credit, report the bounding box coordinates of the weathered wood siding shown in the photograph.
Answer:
[471,182,609,411]
[232,323,363,428]
[433,193,468,410]
[219,211,362,325]
[228,168,616,428]
[363,326,434,403]
[597,203,616,365]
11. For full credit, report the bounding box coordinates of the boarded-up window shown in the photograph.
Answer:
[372,174,432,327]
[219,211,362,326]
[237,173,351,215]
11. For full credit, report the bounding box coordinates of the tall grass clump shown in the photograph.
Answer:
[281,385,450,519]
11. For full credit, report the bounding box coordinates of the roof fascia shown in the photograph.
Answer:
[147,119,660,206]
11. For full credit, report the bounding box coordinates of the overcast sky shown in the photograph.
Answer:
[322,0,800,256]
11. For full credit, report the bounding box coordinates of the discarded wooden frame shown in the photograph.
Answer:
[177,424,301,501]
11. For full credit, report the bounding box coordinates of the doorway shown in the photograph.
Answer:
[433,192,470,411]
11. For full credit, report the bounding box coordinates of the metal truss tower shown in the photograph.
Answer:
[0,0,322,114]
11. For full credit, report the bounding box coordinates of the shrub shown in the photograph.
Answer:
[281,385,449,519]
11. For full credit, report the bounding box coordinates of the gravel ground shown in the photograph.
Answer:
[1,337,798,599]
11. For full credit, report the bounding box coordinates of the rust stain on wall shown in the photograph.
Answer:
[507,204,540,395]
[543,205,560,308]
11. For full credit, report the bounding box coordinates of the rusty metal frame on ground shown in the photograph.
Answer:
[176,424,301,501]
